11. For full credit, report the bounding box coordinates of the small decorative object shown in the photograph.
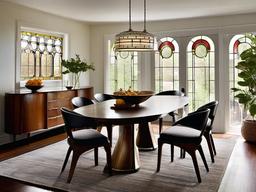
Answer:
[111,87,154,109]
[25,78,44,93]
[65,85,73,90]
[62,54,95,89]
[231,34,256,144]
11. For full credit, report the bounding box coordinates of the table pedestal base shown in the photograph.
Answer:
[111,125,140,172]
[136,122,158,151]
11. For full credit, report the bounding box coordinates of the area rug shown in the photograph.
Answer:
[0,129,238,192]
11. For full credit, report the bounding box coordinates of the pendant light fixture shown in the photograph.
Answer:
[114,0,156,52]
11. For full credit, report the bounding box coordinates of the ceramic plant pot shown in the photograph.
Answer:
[241,120,256,144]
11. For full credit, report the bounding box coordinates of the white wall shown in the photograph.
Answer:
[90,13,256,133]
[0,1,91,144]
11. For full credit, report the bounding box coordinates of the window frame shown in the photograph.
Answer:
[154,37,180,93]
[16,25,68,89]
[187,35,215,111]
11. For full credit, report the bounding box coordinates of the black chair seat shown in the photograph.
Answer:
[72,129,109,146]
[160,126,202,144]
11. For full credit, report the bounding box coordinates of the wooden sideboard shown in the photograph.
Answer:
[5,86,93,137]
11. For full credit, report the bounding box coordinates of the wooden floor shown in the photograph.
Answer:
[0,131,256,192]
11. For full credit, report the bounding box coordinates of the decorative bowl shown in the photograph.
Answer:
[25,85,44,93]
[65,85,73,90]
[111,90,154,106]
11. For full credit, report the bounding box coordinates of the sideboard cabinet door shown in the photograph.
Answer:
[5,93,46,134]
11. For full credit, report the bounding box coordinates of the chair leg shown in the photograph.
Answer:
[180,148,186,158]
[61,146,72,173]
[159,117,163,134]
[106,124,112,147]
[204,132,215,163]
[189,150,201,183]
[210,134,217,155]
[171,144,174,162]
[96,125,102,132]
[198,145,209,172]
[67,150,82,183]
[94,147,98,166]
[171,114,176,123]
[157,140,163,172]
[104,144,112,175]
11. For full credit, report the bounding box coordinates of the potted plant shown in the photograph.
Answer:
[62,54,95,88]
[232,34,256,143]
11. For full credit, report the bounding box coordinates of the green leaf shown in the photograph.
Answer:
[231,88,241,92]
[237,81,249,86]
[61,55,95,75]
[249,104,256,119]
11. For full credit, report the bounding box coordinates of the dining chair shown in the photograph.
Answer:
[71,96,95,109]
[156,90,183,133]
[60,107,112,183]
[94,93,113,103]
[93,93,114,147]
[196,101,219,163]
[157,109,210,183]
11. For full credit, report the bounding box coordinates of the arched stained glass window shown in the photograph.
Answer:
[229,34,252,129]
[187,36,215,111]
[109,41,138,92]
[20,31,63,81]
[155,37,179,93]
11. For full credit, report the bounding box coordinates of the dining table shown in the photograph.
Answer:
[74,95,189,173]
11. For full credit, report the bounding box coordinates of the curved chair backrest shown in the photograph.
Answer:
[61,107,98,138]
[173,109,210,136]
[197,101,218,122]
[156,90,182,96]
[71,97,94,108]
[94,93,113,103]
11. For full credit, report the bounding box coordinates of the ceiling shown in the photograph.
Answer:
[5,0,256,23]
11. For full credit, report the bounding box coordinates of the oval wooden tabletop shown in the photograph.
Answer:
[74,95,189,124]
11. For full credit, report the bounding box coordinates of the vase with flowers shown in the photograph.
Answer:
[62,54,95,89]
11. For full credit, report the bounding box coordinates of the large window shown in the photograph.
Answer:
[155,37,179,93]
[187,36,215,111]
[109,41,138,92]
[20,31,63,81]
[229,34,252,128]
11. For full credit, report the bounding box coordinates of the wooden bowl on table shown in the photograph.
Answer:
[25,85,44,93]
[110,90,154,109]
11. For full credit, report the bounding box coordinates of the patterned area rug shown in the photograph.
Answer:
[0,127,238,192]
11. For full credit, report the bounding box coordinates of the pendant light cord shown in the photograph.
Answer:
[144,0,146,32]
[129,0,132,31]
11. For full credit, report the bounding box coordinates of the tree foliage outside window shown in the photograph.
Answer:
[155,37,179,93]
[187,36,215,111]
[20,31,63,81]
[109,42,138,92]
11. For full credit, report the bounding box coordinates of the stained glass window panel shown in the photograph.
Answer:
[187,36,215,111]
[155,37,179,92]
[20,31,63,81]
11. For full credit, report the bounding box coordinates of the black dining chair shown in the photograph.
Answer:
[71,96,95,109]
[94,93,113,103]
[60,107,112,183]
[157,109,210,183]
[197,101,219,163]
[94,93,114,147]
[156,90,183,133]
